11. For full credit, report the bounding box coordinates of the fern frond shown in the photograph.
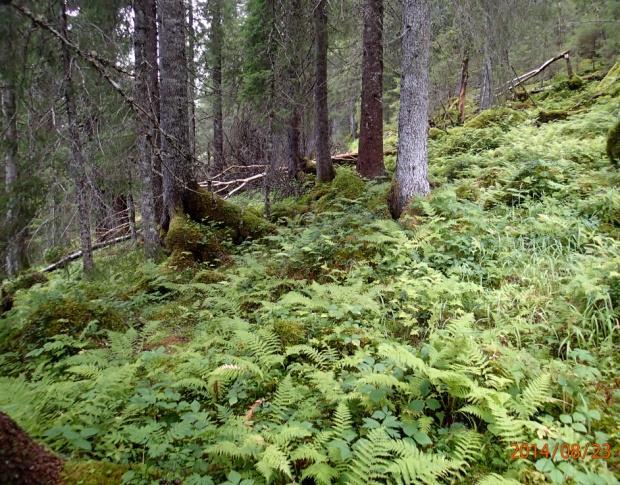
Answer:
[511,374,552,418]
[255,444,292,482]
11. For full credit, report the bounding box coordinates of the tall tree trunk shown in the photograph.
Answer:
[127,192,137,242]
[60,0,94,272]
[133,0,161,257]
[187,0,196,160]
[458,53,469,124]
[2,83,27,276]
[357,0,384,179]
[287,108,302,179]
[389,0,431,219]
[349,93,358,140]
[159,0,193,225]
[479,14,493,111]
[148,1,163,226]
[314,0,334,182]
[211,0,224,174]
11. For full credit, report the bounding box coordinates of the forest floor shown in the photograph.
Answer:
[1,68,619,484]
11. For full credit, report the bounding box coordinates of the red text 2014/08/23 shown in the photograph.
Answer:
[511,442,618,461]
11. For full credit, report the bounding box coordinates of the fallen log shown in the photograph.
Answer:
[42,234,132,273]
[502,50,571,93]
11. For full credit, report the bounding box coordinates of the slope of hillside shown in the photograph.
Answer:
[0,70,619,484]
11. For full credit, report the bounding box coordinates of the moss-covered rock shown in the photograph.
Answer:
[464,107,527,130]
[428,127,445,140]
[607,119,620,166]
[566,75,584,90]
[273,320,307,346]
[184,188,274,242]
[165,213,227,269]
[331,167,366,198]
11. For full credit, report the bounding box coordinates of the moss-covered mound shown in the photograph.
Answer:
[464,106,527,129]
[61,460,130,485]
[537,109,570,123]
[165,213,228,269]
[607,119,620,165]
[598,60,620,96]
[1,271,48,314]
[316,167,366,212]
[184,188,274,242]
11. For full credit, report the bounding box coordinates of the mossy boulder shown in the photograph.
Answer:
[165,213,228,268]
[566,75,584,90]
[315,168,366,212]
[607,120,620,166]
[273,320,307,346]
[464,107,527,130]
[184,188,274,242]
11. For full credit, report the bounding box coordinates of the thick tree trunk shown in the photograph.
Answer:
[314,0,334,183]
[2,83,27,276]
[148,1,163,226]
[389,0,431,219]
[349,94,358,140]
[127,192,137,242]
[458,53,469,124]
[60,1,94,273]
[211,0,224,174]
[133,0,161,257]
[159,0,193,225]
[187,0,196,161]
[357,0,384,179]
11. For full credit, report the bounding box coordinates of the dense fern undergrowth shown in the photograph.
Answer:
[1,71,619,484]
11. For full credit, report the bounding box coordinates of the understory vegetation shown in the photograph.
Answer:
[1,72,619,484]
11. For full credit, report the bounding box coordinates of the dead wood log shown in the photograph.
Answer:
[42,234,131,273]
[502,50,571,93]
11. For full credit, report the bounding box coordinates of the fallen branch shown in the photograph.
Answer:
[42,234,131,273]
[502,50,571,93]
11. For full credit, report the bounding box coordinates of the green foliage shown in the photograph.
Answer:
[1,74,619,484]
[607,119,620,165]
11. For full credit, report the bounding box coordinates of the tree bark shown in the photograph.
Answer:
[479,14,493,111]
[60,0,94,273]
[148,1,163,225]
[211,0,224,174]
[357,0,384,179]
[133,0,161,257]
[389,0,431,219]
[159,0,193,225]
[314,0,334,183]
[287,107,302,179]
[458,53,469,124]
[187,0,196,160]
[2,80,27,276]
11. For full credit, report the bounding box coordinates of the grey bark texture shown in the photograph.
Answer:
[314,0,334,183]
[389,0,431,219]
[211,0,224,174]
[133,0,161,257]
[357,0,384,179]
[60,0,94,272]
[479,12,494,110]
[159,0,192,224]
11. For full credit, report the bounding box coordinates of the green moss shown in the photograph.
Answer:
[193,269,227,284]
[165,214,227,269]
[598,60,620,95]
[607,120,620,166]
[62,460,130,485]
[273,320,307,346]
[537,110,569,123]
[455,182,481,201]
[331,167,365,198]
[428,127,445,140]
[567,75,584,90]
[184,188,274,242]
[1,271,48,314]
[464,107,527,130]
